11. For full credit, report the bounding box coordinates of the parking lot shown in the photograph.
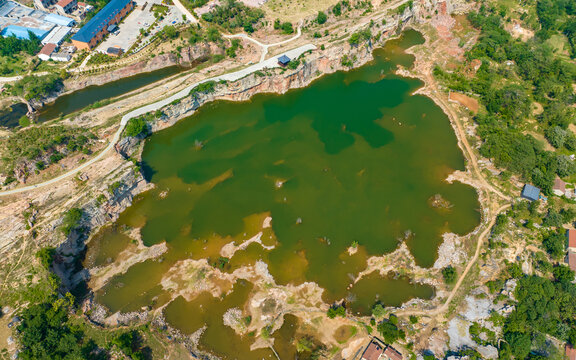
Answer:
[96,0,185,54]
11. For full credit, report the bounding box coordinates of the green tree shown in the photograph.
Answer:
[281,22,294,34]
[316,11,327,24]
[61,208,83,236]
[327,304,346,318]
[542,231,566,259]
[372,303,385,318]
[552,264,575,283]
[36,247,56,269]
[377,319,405,344]
[545,126,567,149]
[17,301,87,359]
[124,117,149,138]
[332,2,342,16]
[504,332,531,359]
[163,25,178,39]
[442,266,457,284]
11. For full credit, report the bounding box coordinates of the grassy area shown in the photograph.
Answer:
[0,54,33,76]
[546,33,569,55]
[0,125,96,180]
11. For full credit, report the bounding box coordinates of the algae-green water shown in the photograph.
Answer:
[91,30,480,357]
[37,66,186,123]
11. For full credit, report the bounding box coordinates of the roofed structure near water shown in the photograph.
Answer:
[278,54,290,66]
[521,184,540,201]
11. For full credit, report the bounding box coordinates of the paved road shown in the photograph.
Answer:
[172,0,197,23]
[0,44,316,197]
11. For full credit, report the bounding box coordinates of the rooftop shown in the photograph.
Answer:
[383,346,403,360]
[56,0,75,7]
[44,13,75,26]
[567,343,576,360]
[72,0,132,43]
[521,184,540,201]
[361,341,384,360]
[278,54,290,65]
[0,24,52,39]
[38,42,56,56]
[567,252,576,272]
[569,229,576,249]
[553,178,566,193]
[41,25,71,45]
[107,46,122,54]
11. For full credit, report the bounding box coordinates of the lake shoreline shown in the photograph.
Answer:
[81,23,485,348]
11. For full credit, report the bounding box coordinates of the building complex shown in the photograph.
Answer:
[71,0,133,49]
[0,0,74,41]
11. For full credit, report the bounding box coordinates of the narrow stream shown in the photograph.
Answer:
[36,65,189,123]
[0,103,28,128]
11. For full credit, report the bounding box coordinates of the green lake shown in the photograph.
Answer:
[89,30,480,358]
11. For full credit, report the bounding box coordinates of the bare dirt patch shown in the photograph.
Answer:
[449,92,479,113]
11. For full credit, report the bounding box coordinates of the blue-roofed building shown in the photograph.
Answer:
[521,184,540,202]
[44,13,75,27]
[278,54,291,66]
[1,25,49,40]
[72,0,134,50]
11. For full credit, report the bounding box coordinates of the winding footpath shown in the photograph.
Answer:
[0,43,315,197]
[223,24,302,62]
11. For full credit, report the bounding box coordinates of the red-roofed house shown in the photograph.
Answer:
[566,252,576,272]
[383,346,403,360]
[361,340,384,360]
[567,344,576,360]
[56,0,77,14]
[38,43,57,61]
[553,178,566,196]
[567,229,576,251]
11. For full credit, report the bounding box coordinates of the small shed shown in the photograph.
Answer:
[107,46,123,56]
[278,54,290,66]
[38,43,57,61]
[521,184,540,201]
[553,178,566,196]
[51,52,72,62]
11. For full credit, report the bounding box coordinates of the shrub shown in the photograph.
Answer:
[36,247,56,269]
[281,22,294,34]
[124,117,148,138]
[60,208,83,236]
[316,11,327,24]
[327,304,346,318]
[442,266,457,284]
